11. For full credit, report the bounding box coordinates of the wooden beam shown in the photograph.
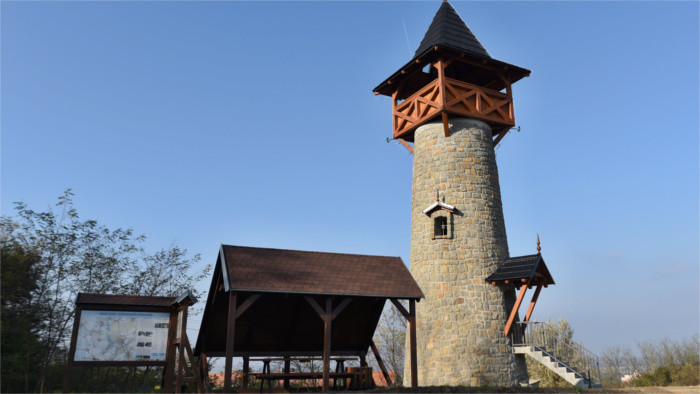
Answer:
[322,298,332,392]
[235,294,260,319]
[436,58,450,138]
[200,353,211,393]
[283,357,291,390]
[305,296,325,317]
[441,112,450,137]
[504,284,528,337]
[409,299,418,388]
[524,284,543,323]
[493,130,508,148]
[331,298,352,320]
[242,356,249,388]
[397,138,414,154]
[370,340,393,386]
[389,298,410,319]
[183,335,204,393]
[224,292,237,393]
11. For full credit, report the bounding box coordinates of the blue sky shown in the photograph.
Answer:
[2,1,698,359]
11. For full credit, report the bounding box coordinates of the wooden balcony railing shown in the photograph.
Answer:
[392,77,514,140]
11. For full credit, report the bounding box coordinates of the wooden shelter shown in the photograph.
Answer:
[194,245,424,392]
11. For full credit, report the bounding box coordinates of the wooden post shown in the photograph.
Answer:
[392,90,398,136]
[200,353,211,393]
[242,357,249,389]
[224,292,237,393]
[62,307,82,393]
[283,357,291,390]
[505,284,528,337]
[436,59,450,138]
[370,340,392,386]
[322,298,332,392]
[408,299,418,388]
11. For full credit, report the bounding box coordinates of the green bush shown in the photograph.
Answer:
[633,363,699,387]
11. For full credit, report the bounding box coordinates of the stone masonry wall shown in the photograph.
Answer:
[404,117,527,386]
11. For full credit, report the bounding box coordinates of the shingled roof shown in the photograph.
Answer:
[195,245,423,358]
[485,254,555,286]
[372,1,530,97]
[76,293,176,307]
[413,1,490,61]
[220,244,423,299]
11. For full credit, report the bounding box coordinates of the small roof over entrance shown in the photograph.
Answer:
[486,254,555,287]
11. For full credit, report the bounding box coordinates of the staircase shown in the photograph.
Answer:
[511,321,602,389]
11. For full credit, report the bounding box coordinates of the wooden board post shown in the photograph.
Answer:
[176,306,189,393]
[224,292,237,393]
[62,307,82,393]
[163,309,179,392]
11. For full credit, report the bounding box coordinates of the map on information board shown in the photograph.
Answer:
[74,310,170,362]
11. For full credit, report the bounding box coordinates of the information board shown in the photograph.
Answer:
[73,310,170,362]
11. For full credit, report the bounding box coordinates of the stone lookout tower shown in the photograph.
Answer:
[373,1,533,387]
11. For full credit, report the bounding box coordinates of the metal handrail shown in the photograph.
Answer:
[511,321,602,387]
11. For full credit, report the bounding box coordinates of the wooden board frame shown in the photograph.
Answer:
[63,293,199,393]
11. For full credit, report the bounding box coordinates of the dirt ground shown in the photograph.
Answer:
[589,387,700,393]
[369,386,700,393]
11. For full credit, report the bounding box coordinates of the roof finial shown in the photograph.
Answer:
[436,189,440,202]
[536,234,541,254]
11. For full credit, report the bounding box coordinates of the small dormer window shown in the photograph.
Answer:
[434,216,448,237]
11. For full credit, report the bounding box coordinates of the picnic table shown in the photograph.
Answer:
[246,357,363,392]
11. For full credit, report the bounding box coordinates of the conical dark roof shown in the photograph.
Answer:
[413,1,490,60]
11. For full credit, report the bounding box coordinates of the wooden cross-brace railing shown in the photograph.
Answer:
[391,58,514,144]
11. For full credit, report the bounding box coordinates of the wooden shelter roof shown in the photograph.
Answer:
[220,244,424,299]
[195,245,423,358]
[485,254,555,286]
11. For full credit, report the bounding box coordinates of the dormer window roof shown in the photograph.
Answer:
[422,191,455,216]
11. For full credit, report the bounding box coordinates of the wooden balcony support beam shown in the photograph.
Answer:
[493,131,508,147]
[397,138,414,154]
[504,284,528,337]
[524,284,543,323]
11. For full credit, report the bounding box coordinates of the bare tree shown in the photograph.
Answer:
[1,189,211,392]
[371,302,406,385]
